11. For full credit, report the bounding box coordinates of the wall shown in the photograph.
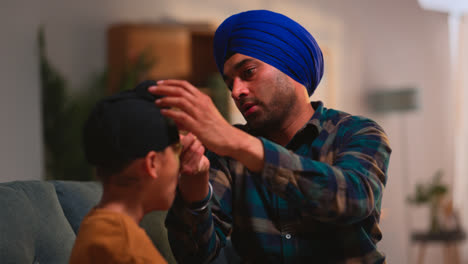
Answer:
[0,0,453,263]
[0,1,43,181]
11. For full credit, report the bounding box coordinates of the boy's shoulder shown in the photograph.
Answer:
[79,208,133,236]
[70,208,167,264]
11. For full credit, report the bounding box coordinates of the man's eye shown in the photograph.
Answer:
[243,68,255,79]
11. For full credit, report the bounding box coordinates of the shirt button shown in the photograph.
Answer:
[285,234,292,239]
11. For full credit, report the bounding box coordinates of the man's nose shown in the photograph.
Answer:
[231,78,249,100]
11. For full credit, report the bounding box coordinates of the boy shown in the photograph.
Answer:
[69,80,181,264]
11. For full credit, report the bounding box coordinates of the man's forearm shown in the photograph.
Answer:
[224,127,265,173]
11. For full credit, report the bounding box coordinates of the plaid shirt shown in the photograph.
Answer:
[166,102,391,264]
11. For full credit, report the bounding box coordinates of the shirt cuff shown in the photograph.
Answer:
[186,182,213,213]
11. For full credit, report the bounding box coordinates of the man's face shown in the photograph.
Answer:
[223,53,298,133]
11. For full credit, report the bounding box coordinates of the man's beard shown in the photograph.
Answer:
[244,95,296,136]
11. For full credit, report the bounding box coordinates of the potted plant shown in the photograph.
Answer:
[407,170,448,233]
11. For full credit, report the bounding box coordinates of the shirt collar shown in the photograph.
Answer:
[283,101,324,149]
[301,101,325,134]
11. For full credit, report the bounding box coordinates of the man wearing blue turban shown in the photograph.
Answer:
[151,10,391,264]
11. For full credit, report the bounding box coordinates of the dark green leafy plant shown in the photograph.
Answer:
[40,27,94,181]
[407,170,448,205]
[407,169,448,232]
[39,27,154,181]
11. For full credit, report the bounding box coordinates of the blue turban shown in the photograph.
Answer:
[213,10,324,96]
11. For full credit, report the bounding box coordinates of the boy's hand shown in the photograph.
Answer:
[178,133,210,203]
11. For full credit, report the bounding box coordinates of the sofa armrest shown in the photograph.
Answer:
[0,181,77,263]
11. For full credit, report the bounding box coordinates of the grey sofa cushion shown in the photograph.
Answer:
[51,180,102,234]
[0,181,76,264]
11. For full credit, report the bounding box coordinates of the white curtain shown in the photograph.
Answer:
[453,14,468,261]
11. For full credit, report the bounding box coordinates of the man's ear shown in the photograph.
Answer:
[144,151,160,179]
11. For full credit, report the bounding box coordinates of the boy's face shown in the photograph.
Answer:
[147,143,182,210]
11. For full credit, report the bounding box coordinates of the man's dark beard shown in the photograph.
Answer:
[245,100,295,138]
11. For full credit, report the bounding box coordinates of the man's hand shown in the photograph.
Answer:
[149,79,265,173]
[149,80,236,156]
[178,133,210,203]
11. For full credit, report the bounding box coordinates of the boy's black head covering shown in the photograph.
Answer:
[83,80,179,167]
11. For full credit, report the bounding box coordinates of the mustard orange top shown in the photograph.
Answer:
[70,208,167,264]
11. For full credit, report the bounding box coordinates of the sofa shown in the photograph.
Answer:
[0,180,237,264]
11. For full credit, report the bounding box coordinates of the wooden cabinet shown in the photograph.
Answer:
[107,23,218,92]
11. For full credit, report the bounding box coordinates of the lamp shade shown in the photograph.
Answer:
[418,0,468,14]
[367,88,419,113]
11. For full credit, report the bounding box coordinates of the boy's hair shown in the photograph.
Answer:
[83,80,179,180]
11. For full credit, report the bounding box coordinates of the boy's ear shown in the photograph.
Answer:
[144,151,160,179]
